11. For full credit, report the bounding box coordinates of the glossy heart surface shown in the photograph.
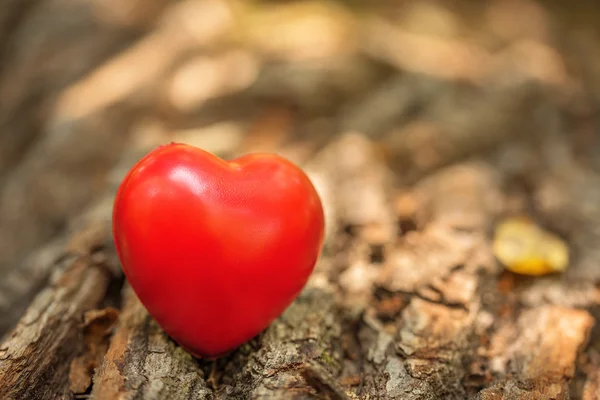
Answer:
[112,143,325,358]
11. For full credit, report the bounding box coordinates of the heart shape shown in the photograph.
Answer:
[112,143,325,358]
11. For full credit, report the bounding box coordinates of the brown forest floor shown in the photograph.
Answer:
[2,0,600,399]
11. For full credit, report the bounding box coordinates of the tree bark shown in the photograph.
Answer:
[1,2,600,399]
[90,284,213,400]
[0,223,118,400]
[1,133,598,399]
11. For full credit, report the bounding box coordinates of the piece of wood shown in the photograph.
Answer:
[211,286,344,399]
[347,161,500,400]
[91,285,213,400]
[1,117,599,399]
[0,223,117,400]
[2,106,599,400]
[0,129,144,337]
[479,306,593,399]
[91,283,345,400]
[3,2,600,397]
[307,136,597,399]
[0,237,67,336]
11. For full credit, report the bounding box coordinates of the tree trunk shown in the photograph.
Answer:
[1,1,600,399]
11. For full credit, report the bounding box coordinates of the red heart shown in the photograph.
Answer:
[112,143,325,358]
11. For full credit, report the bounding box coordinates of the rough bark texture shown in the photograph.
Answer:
[91,285,213,400]
[0,223,117,400]
[2,1,600,399]
[0,129,158,337]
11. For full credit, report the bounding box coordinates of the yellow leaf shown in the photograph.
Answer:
[492,217,569,276]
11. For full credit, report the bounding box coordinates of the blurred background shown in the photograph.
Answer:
[2,0,600,397]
